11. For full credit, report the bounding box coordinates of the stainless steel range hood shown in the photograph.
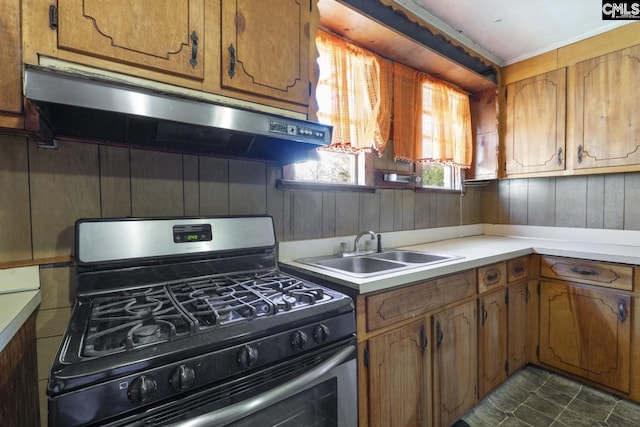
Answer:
[24,67,332,165]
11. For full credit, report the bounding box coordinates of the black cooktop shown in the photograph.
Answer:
[83,270,334,358]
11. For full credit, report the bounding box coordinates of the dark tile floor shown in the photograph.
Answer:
[461,365,640,427]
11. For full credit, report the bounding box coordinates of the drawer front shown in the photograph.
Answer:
[540,256,633,291]
[477,262,507,294]
[366,271,475,332]
[507,256,529,283]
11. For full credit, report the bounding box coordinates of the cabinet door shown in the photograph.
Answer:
[57,0,204,80]
[367,319,429,427]
[478,289,507,399]
[507,281,530,374]
[573,44,640,169]
[0,0,23,128]
[505,68,566,175]
[539,281,631,392]
[433,300,477,427]
[221,0,310,106]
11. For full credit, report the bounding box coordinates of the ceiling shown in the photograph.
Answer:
[394,0,633,66]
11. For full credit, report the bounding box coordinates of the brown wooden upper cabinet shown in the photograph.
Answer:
[504,68,567,176]
[221,0,311,106]
[572,44,640,170]
[0,0,24,129]
[56,0,205,81]
[23,0,314,113]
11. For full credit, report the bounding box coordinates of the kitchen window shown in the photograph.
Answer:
[287,30,391,185]
[287,31,471,191]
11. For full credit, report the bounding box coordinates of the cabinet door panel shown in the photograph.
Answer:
[505,68,566,175]
[221,0,310,105]
[478,289,507,398]
[508,281,529,374]
[0,0,22,118]
[573,45,640,169]
[433,300,477,427]
[368,319,428,427]
[539,281,630,392]
[57,0,204,79]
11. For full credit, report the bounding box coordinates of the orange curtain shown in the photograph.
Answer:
[392,62,424,162]
[315,30,392,155]
[393,64,473,168]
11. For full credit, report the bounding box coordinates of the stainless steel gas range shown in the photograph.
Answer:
[48,216,357,426]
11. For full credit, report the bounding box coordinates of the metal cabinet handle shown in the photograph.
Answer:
[420,324,427,354]
[577,145,584,163]
[525,286,531,303]
[436,321,443,348]
[190,31,198,68]
[619,302,626,323]
[228,44,236,78]
[571,266,598,276]
[557,147,563,166]
[481,304,488,325]
[513,264,525,275]
[485,270,501,284]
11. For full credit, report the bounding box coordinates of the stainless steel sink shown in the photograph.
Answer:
[369,250,453,264]
[311,256,406,275]
[296,250,461,278]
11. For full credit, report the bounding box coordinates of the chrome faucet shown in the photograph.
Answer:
[354,230,376,252]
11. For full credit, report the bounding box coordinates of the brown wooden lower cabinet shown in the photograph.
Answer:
[433,299,478,427]
[0,313,39,427]
[478,288,507,398]
[367,319,431,427]
[507,280,530,374]
[539,280,631,393]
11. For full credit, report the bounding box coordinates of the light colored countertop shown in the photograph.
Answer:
[0,266,41,352]
[279,224,640,294]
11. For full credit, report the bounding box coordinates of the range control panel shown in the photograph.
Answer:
[268,120,328,141]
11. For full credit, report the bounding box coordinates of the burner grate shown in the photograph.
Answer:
[82,287,193,357]
[80,270,334,357]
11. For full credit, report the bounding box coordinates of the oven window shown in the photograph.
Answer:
[228,378,338,427]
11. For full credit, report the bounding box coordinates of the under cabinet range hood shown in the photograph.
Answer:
[24,67,332,165]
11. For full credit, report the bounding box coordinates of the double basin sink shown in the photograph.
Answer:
[297,250,461,278]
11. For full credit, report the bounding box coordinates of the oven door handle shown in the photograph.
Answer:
[167,344,356,427]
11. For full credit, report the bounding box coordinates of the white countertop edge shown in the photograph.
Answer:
[0,290,41,352]
[484,224,640,246]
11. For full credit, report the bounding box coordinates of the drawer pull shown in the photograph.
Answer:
[485,270,501,284]
[513,265,525,275]
[481,304,488,325]
[619,302,627,323]
[436,321,443,348]
[571,266,598,276]
[420,325,427,354]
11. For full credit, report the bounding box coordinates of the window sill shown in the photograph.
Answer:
[276,179,376,193]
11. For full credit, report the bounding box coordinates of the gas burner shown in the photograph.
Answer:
[82,287,193,357]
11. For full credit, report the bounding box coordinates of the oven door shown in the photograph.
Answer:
[123,339,357,427]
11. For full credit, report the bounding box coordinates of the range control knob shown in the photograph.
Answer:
[314,324,330,344]
[128,375,158,404]
[237,345,259,369]
[169,364,196,392]
[290,330,308,351]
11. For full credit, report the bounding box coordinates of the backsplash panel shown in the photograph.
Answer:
[482,173,640,230]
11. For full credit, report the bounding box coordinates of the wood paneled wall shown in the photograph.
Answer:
[0,133,478,425]
[482,174,640,229]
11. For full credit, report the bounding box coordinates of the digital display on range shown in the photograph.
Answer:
[173,224,212,243]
